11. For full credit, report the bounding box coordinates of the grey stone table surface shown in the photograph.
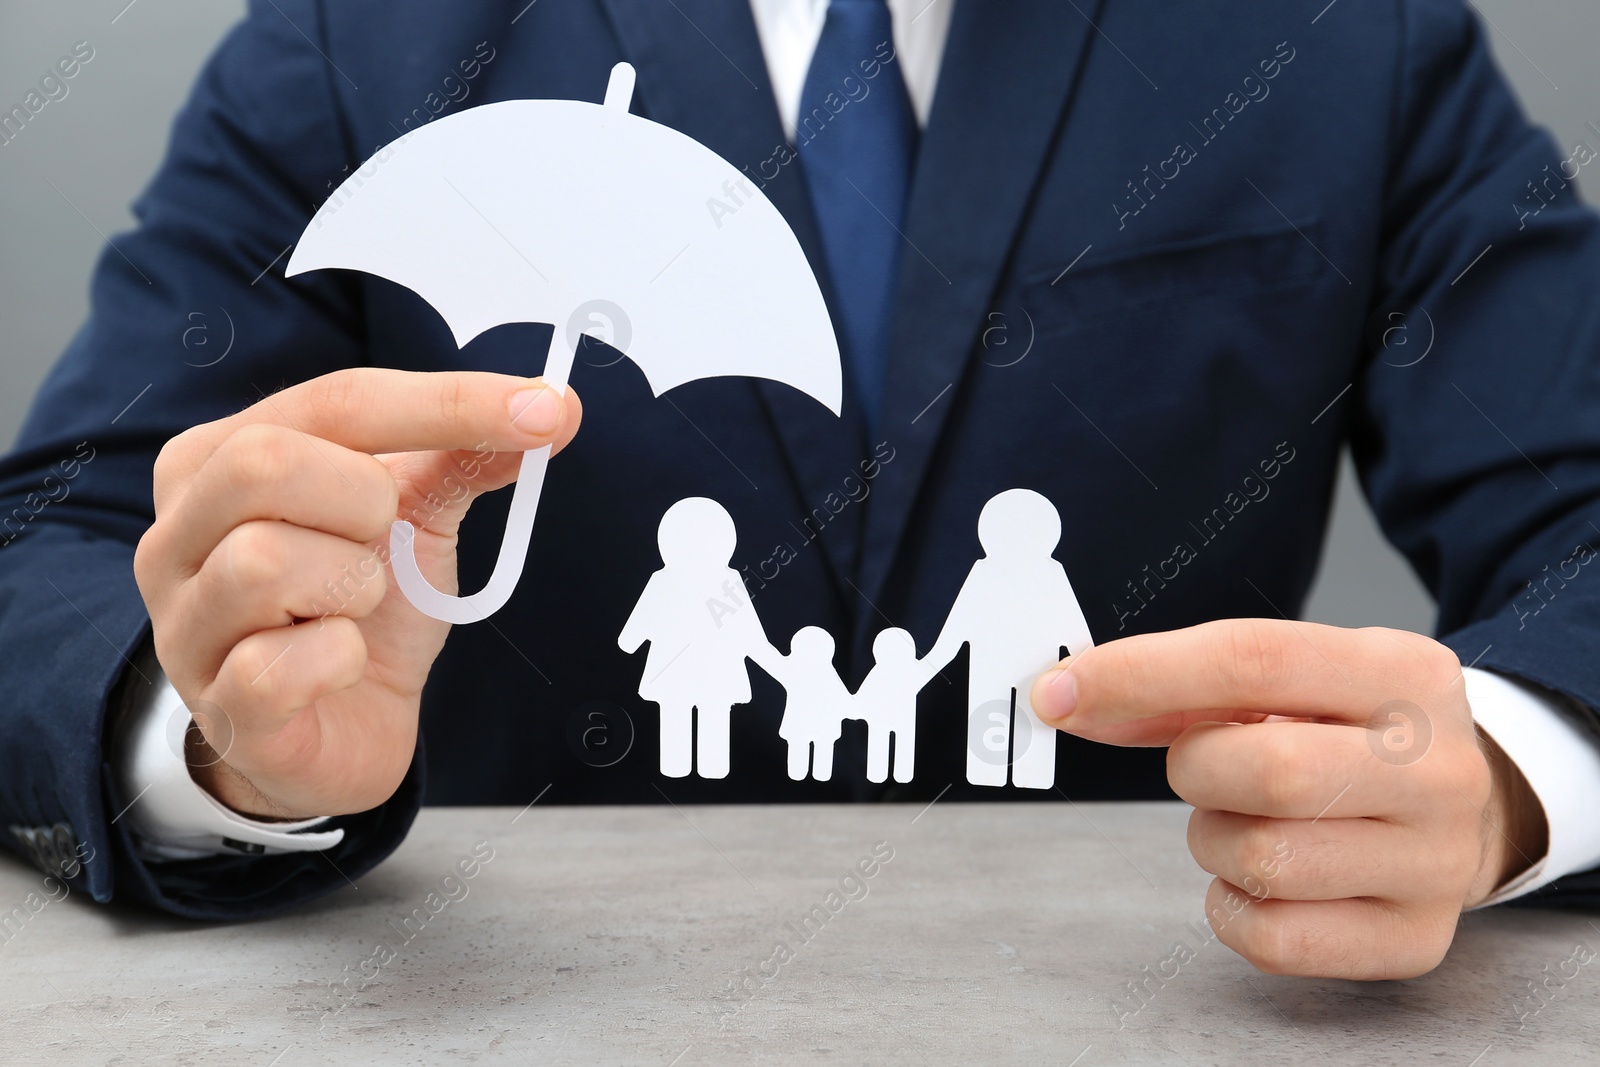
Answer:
[1,802,1596,1065]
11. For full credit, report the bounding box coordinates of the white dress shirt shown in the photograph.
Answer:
[116,0,1600,907]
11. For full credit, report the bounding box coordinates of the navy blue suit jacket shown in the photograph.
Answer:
[5,0,1600,919]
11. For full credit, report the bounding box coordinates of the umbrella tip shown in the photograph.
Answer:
[603,62,636,112]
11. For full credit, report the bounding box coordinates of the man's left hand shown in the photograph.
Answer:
[1031,619,1547,980]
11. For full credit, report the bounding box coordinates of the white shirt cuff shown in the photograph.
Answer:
[110,657,343,861]
[1463,666,1600,905]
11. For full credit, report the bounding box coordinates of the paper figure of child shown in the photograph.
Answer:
[765,627,854,782]
[921,489,1094,789]
[618,498,774,779]
[851,628,941,784]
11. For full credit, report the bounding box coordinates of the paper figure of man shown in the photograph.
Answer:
[618,497,773,779]
[923,489,1094,789]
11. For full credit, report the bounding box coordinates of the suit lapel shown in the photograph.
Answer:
[855,0,1105,621]
[597,0,868,609]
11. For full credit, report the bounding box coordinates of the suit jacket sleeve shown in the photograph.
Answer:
[1359,0,1600,906]
[0,0,422,919]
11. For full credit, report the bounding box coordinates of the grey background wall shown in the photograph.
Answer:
[2,0,1597,634]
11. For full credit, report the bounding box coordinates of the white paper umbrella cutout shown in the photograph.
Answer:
[286,62,842,624]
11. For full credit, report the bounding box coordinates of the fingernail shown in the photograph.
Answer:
[509,383,563,438]
[1036,667,1079,721]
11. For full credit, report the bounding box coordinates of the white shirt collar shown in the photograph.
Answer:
[747,0,955,140]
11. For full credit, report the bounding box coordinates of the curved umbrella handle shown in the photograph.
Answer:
[389,327,575,624]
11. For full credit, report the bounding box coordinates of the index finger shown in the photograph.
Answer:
[1031,618,1460,746]
[157,368,577,501]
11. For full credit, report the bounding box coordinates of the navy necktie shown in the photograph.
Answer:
[796,0,917,430]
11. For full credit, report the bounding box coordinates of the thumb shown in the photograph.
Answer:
[375,443,540,611]
[383,380,582,543]
[384,445,521,543]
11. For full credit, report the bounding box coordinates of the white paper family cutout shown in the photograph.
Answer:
[287,62,841,623]
[620,490,1095,789]
[286,62,1096,788]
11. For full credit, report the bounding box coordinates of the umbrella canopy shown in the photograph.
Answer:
[288,63,840,411]
[285,63,841,624]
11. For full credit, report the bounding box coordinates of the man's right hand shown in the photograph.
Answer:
[133,368,581,820]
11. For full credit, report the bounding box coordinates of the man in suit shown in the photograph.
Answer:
[2,0,1598,981]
